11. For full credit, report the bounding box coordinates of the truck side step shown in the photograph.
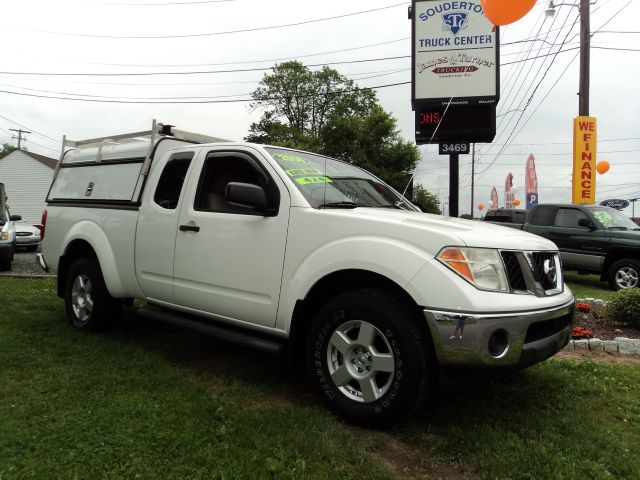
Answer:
[134,307,286,355]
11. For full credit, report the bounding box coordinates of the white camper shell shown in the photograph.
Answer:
[47,121,228,205]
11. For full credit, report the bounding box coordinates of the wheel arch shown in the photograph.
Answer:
[56,224,125,299]
[288,269,429,365]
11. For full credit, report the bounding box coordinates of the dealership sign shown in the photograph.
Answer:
[572,116,597,204]
[412,0,499,103]
[600,199,629,210]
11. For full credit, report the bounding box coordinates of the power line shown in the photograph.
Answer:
[6,2,409,39]
[0,80,411,104]
[0,55,411,77]
[0,113,57,142]
[50,37,411,69]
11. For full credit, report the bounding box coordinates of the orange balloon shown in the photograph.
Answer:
[596,161,610,174]
[478,203,485,211]
[514,199,521,207]
[481,0,536,26]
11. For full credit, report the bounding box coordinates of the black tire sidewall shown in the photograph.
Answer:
[609,259,640,290]
[64,257,120,330]
[308,289,430,427]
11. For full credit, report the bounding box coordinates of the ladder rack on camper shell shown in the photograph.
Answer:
[47,120,229,207]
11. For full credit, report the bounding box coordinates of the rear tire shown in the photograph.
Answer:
[306,289,434,428]
[608,258,640,291]
[64,257,121,330]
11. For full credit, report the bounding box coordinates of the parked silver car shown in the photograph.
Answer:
[14,220,41,252]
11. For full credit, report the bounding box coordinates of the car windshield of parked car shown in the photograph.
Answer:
[591,207,640,230]
[266,148,417,211]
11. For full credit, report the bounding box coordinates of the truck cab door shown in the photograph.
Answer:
[172,148,290,328]
[135,151,196,303]
[546,207,608,270]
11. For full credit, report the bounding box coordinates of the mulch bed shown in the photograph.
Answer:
[573,304,640,340]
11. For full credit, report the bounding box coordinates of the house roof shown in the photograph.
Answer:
[19,150,58,169]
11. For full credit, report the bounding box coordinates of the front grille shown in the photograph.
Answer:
[530,252,558,291]
[499,250,562,296]
[500,251,527,291]
[16,232,33,237]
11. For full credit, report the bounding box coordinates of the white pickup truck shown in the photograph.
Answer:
[40,122,575,427]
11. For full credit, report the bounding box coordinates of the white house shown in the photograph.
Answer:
[0,149,58,224]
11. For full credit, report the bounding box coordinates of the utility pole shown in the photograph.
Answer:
[579,0,590,116]
[9,128,31,149]
[546,1,590,114]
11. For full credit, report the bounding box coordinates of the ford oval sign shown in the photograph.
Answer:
[600,199,630,210]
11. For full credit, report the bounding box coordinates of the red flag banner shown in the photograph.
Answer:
[505,172,514,209]
[490,187,499,209]
[525,154,538,209]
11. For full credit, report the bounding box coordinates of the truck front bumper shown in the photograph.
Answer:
[424,299,575,369]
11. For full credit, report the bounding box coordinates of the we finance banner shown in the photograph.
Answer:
[572,116,597,204]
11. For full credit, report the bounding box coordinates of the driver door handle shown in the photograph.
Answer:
[179,223,200,233]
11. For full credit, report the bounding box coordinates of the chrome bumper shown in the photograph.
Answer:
[424,299,575,368]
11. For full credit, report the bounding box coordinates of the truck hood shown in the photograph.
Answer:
[352,208,558,251]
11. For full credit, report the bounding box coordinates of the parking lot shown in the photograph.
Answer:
[2,246,53,278]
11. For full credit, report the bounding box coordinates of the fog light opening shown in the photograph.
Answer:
[488,329,509,358]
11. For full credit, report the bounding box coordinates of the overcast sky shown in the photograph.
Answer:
[1,0,638,217]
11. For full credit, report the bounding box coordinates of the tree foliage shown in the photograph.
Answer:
[0,143,16,159]
[246,61,419,192]
[412,184,441,214]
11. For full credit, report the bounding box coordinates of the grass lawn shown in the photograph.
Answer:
[1,277,639,479]
[564,271,616,301]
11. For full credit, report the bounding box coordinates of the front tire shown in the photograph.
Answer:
[306,289,434,428]
[64,257,121,330]
[608,258,640,290]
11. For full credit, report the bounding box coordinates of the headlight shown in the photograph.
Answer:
[437,247,509,292]
[0,225,8,241]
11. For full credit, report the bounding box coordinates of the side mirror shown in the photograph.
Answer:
[9,215,22,222]
[225,182,268,212]
[578,218,595,230]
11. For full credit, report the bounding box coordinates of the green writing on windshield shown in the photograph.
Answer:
[593,211,614,228]
[295,176,333,185]
[285,168,323,177]
[272,153,310,164]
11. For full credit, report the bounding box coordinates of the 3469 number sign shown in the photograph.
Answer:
[439,143,470,155]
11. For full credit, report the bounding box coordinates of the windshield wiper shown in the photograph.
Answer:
[374,203,403,209]
[319,201,365,209]
[607,226,629,230]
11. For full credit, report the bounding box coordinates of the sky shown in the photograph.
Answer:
[0,0,638,217]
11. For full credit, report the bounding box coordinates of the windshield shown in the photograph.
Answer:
[266,147,417,211]
[591,207,639,230]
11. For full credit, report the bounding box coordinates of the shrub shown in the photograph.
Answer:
[605,288,640,328]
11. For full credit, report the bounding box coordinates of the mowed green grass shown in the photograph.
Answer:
[1,277,639,479]
[564,271,617,301]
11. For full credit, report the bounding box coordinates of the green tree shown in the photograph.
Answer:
[412,184,441,214]
[246,61,419,192]
[0,143,16,159]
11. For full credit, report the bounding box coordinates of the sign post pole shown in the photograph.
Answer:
[449,153,459,217]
